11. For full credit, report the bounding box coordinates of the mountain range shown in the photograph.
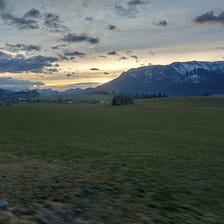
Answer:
[92,61,224,96]
[35,88,83,96]
[1,61,224,99]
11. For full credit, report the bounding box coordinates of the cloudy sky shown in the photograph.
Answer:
[0,0,223,90]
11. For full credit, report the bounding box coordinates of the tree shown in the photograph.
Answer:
[112,95,134,105]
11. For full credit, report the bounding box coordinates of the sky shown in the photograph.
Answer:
[0,0,223,91]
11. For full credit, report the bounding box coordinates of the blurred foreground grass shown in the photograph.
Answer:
[0,97,224,224]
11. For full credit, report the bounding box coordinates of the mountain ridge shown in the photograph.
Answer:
[91,60,224,96]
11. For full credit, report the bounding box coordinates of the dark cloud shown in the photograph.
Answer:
[128,0,151,6]
[5,44,41,52]
[51,44,67,50]
[107,51,119,56]
[0,77,44,90]
[0,51,58,73]
[1,8,66,32]
[88,37,99,44]
[115,0,151,17]
[104,72,109,75]
[131,55,138,60]
[44,13,66,32]
[58,54,70,61]
[85,16,94,22]
[59,51,85,61]
[131,55,139,62]
[119,56,128,60]
[43,68,59,74]
[64,51,86,57]
[61,33,99,44]
[99,55,107,58]
[66,73,78,77]
[24,9,41,18]
[1,8,67,32]
[90,68,100,71]
[1,13,39,29]
[154,20,168,27]
[107,24,116,30]
[193,11,224,25]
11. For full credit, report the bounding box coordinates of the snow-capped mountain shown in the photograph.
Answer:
[94,61,224,96]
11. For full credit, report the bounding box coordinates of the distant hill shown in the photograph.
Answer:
[92,61,224,96]
[0,89,40,102]
[0,88,83,103]
[35,88,83,96]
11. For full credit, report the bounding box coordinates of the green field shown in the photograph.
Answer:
[0,97,224,224]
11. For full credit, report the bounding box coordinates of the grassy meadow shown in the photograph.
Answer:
[0,97,224,224]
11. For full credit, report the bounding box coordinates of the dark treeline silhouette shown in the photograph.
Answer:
[112,95,134,105]
[113,91,168,99]
[111,92,168,105]
[88,91,110,95]
[133,92,168,99]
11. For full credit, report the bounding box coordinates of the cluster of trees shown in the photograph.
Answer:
[132,92,168,99]
[112,92,168,99]
[111,92,168,105]
[112,95,134,105]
